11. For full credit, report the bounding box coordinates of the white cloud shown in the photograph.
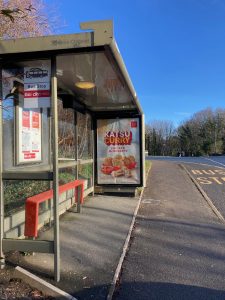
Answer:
[174,112,192,117]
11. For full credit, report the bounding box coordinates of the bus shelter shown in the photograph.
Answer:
[0,20,144,281]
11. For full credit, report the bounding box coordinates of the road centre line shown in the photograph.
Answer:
[181,161,225,169]
[202,157,225,168]
[158,159,225,169]
[148,156,225,169]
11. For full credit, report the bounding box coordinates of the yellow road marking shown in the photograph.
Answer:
[192,169,225,184]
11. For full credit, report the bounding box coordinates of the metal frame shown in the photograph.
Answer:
[141,114,146,187]
[94,114,144,188]
[2,171,53,180]
[51,56,60,282]
[0,75,4,268]
[0,20,144,281]
[1,58,52,174]
[0,55,60,281]
[3,239,54,253]
[92,115,95,195]
[76,111,94,191]
[0,20,142,115]
[75,111,78,180]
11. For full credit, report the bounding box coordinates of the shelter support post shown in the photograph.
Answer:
[92,117,95,196]
[0,93,5,268]
[75,111,78,180]
[141,114,146,187]
[51,56,60,282]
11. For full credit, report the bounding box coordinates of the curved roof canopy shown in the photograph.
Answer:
[0,20,143,114]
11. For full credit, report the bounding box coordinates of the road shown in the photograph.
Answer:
[114,160,225,300]
[146,155,225,168]
[147,156,225,219]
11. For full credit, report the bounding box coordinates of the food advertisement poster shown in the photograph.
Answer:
[97,118,141,184]
[18,108,42,163]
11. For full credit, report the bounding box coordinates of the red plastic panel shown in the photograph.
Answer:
[24,180,84,237]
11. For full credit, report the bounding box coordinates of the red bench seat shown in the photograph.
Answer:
[24,180,84,238]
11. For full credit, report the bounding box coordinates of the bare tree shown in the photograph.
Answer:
[146,120,177,156]
[0,0,52,38]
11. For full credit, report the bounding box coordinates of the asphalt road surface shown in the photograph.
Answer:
[147,156,225,220]
[147,155,225,168]
[114,160,225,300]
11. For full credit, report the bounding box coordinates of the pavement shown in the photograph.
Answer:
[114,161,225,300]
[6,159,225,300]
[7,194,139,300]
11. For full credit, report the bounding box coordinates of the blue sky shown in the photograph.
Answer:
[45,0,225,126]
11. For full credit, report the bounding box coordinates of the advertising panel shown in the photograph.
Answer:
[97,118,141,185]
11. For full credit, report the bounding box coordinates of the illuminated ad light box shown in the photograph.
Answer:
[97,118,141,185]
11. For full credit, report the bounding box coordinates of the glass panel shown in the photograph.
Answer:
[3,179,55,242]
[59,167,76,185]
[58,167,77,207]
[78,163,93,189]
[77,112,92,159]
[57,52,136,111]
[1,60,51,171]
[4,180,51,217]
[58,99,76,160]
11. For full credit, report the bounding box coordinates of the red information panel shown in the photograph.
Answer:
[22,111,30,128]
[32,111,40,129]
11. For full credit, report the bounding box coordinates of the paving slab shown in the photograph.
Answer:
[7,194,139,300]
[115,161,225,300]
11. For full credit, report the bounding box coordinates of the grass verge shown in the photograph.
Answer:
[137,160,152,195]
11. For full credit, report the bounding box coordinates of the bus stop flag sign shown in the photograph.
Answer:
[24,66,51,108]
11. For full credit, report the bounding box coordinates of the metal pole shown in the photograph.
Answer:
[75,111,78,181]
[91,53,96,195]
[91,116,95,196]
[0,76,5,268]
[48,108,53,228]
[77,186,81,213]
[51,56,60,282]
[141,114,146,187]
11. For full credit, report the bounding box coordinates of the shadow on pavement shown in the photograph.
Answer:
[113,281,225,300]
[111,217,225,300]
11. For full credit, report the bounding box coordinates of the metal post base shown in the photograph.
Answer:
[0,257,5,269]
